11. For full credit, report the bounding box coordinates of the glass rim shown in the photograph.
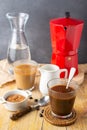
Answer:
[6,12,29,19]
[47,78,79,95]
[13,60,38,72]
[13,60,38,66]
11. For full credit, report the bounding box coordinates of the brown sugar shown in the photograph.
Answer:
[6,94,25,102]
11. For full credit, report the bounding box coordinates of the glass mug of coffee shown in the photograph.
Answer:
[14,60,38,90]
[47,78,79,119]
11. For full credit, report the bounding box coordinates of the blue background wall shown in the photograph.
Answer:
[0,0,87,63]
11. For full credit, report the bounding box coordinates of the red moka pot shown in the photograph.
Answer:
[50,12,84,75]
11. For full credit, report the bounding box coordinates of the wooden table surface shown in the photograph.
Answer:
[0,63,87,130]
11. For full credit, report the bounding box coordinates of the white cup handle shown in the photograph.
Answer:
[25,90,32,97]
[59,69,68,78]
[0,97,6,104]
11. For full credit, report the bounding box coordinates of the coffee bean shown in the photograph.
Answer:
[41,109,44,113]
[29,96,33,99]
[34,99,38,102]
[39,113,43,117]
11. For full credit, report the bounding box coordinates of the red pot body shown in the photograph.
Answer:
[50,17,84,75]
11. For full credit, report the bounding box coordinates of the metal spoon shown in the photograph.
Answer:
[33,95,49,109]
[10,96,49,120]
[66,67,76,89]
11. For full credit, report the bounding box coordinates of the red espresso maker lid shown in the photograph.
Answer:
[50,12,84,53]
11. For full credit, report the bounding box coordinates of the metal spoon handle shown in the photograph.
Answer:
[66,67,76,89]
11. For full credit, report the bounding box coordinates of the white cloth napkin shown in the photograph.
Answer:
[0,59,15,87]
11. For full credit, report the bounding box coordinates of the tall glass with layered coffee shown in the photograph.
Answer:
[47,78,79,119]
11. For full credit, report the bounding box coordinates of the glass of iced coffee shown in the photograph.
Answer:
[47,78,78,119]
[14,60,38,90]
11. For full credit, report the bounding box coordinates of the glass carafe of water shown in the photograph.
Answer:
[6,12,31,66]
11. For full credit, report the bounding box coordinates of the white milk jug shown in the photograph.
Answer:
[39,64,68,95]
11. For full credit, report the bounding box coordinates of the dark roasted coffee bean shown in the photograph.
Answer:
[39,113,43,117]
[41,109,44,113]
[34,99,38,102]
[29,96,33,99]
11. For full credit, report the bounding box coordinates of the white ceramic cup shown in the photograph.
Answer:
[39,64,68,95]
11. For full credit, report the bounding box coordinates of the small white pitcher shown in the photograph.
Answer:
[39,64,68,95]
